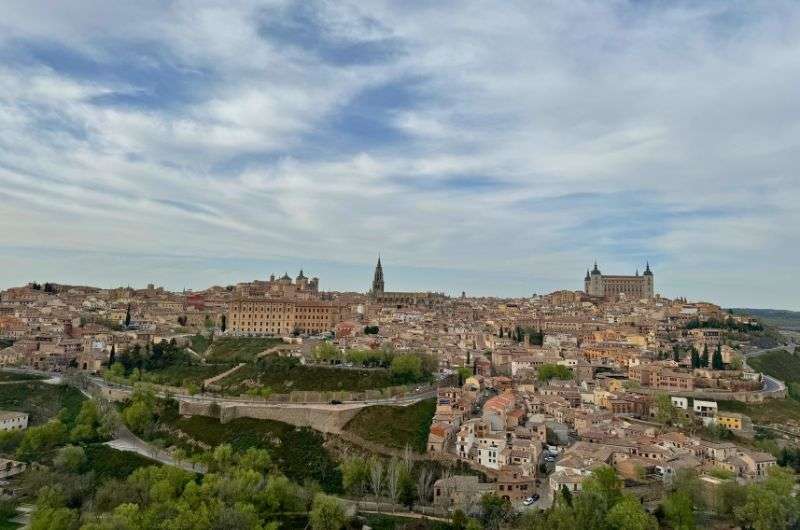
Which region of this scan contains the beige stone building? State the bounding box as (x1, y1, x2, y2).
(227, 298, 344, 336)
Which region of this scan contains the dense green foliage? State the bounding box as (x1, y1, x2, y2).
(83, 445, 159, 481)
(718, 397, 800, 424)
(312, 343, 436, 380)
(189, 334, 211, 354)
(26, 445, 329, 530)
(686, 317, 763, 333)
(167, 415, 342, 493)
(0, 381, 85, 426)
(654, 466, 799, 530)
(729, 308, 800, 331)
(517, 467, 656, 530)
(537, 363, 573, 382)
(221, 355, 399, 393)
(107, 339, 227, 388)
(748, 349, 800, 385)
(0, 371, 46, 382)
(343, 399, 436, 452)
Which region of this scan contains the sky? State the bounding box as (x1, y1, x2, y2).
(0, 1, 798, 309)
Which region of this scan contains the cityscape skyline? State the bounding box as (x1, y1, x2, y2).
(0, 249, 793, 311)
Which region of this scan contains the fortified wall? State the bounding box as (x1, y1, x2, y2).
(178, 400, 362, 433)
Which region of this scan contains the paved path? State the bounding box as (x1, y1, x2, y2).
(108, 422, 206, 474)
(742, 345, 794, 393)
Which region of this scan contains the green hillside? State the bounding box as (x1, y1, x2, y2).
(729, 308, 800, 331)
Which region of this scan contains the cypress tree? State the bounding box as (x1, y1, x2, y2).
(124, 304, 132, 328)
(108, 344, 116, 366)
(691, 348, 700, 369)
(701, 344, 709, 368)
(712, 345, 724, 370)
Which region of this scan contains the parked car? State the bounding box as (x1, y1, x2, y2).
(523, 496, 536, 506)
(329, 399, 342, 405)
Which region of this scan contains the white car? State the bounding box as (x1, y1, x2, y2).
(522, 496, 536, 506)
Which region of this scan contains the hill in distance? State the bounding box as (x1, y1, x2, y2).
(729, 308, 800, 331)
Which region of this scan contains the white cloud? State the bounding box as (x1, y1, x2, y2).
(0, 0, 798, 307)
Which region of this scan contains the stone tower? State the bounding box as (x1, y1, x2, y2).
(643, 261, 654, 298)
(586, 261, 604, 297)
(371, 257, 384, 294)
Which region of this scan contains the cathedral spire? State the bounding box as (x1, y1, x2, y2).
(371, 255, 385, 293)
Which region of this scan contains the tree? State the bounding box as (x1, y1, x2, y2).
(340, 456, 369, 499)
(386, 458, 402, 511)
(391, 353, 423, 383)
(452, 509, 467, 530)
(691, 348, 701, 369)
(123, 400, 153, 435)
(663, 490, 695, 530)
(654, 393, 677, 425)
(54, 445, 86, 473)
(605, 495, 657, 530)
(734, 466, 798, 530)
(712, 345, 724, 370)
(416, 466, 434, 505)
(369, 458, 384, 512)
(559, 484, 573, 507)
(457, 366, 472, 386)
(16, 420, 69, 460)
(480, 493, 511, 530)
(309, 494, 346, 530)
(108, 344, 116, 366)
(537, 363, 573, 382)
(701, 344, 709, 368)
(220, 315, 227, 333)
(30, 507, 79, 530)
(124, 304, 131, 328)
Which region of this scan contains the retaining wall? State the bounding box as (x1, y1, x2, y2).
(178, 400, 362, 433)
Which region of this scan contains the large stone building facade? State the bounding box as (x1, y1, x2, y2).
(227, 298, 344, 336)
(584, 262, 654, 299)
(235, 270, 319, 299)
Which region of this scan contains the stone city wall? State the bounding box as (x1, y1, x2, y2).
(178, 399, 362, 433)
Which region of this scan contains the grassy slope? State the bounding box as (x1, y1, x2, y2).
(718, 350, 800, 425)
(142, 364, 227, 387)
(364, 514, 453, 530)
(189, 334, 211, 354)
(729, 308, 800, 331)
(205, 337, 284, 363)
(718, 399, 800, 424)
(343, 398, 436, 453)
(0, 382, 85, 425)
(0, 371, 46, 382)
(169, 416, 342, 492)
(748, 349, 800, 384)
(84, 444, 160, 481)
(221, 360, 395, 393)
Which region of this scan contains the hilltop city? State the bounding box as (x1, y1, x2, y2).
(0, 260, 798, 529)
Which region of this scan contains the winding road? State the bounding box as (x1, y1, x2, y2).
(742, 343, 795, 394)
